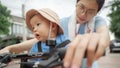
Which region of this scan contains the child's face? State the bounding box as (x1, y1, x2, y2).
(30, 14, 50, 42)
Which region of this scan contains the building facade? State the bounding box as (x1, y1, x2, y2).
(10, 15, 34, 40)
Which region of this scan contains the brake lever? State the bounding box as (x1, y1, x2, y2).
(38, 52, 59, 68)
(36, 48, 65, 68)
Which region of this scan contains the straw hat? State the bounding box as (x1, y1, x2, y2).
(26, 8, 64, 34)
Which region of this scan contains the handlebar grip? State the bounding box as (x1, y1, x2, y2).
(56, 48, 66, 59)
(0, 53, 11, 63)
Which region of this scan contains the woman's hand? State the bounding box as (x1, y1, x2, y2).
(63, 26, 110, 68)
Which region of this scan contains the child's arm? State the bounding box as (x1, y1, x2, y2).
(0, 38, 38, 54)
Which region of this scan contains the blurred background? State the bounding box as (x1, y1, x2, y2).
(0, 0, 120, 68)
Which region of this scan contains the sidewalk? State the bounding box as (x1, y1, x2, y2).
(98, 49, 120, 68)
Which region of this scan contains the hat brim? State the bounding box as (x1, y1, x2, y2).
(26, 9, 64, 34)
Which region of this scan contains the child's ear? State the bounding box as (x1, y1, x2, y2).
(50, 23, 58, 37)
(52, 23, 57, 30)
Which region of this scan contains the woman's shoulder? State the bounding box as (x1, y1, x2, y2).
(60, 16, 72, 36)
(95, 15, 106, 22)
(60, 16, 71, 25)
(60, 16, 71, 22)
(94, 15, 107, 24)
(94, 15, 107, 30)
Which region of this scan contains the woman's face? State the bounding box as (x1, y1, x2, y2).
(30, 15, 50, 42)
(76, 0, 98, 24)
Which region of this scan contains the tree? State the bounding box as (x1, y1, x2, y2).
(0, 2, 11, 35)
(108, 0, 120, 39)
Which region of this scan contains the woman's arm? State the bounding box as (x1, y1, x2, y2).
(87, 25, 110, 67)
(0, 38, 38, 54)
(63, 25, 110, 68)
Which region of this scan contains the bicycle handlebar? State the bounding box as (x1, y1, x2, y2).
(0, 48, 66, 68)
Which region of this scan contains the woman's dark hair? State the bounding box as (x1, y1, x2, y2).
(77, 0, 105, 11)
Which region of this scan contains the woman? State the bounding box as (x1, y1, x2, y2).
(62, 0, 110, 68)
(0, 0, 110, 68)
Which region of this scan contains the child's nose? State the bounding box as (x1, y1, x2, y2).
(33, 27, 37, 32)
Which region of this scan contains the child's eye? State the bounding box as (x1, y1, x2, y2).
(37, 23, 40, 26)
